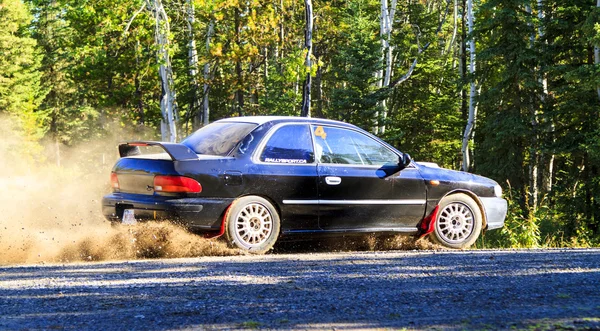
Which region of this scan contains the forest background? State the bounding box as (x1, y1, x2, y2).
(1, 0, 599, 248)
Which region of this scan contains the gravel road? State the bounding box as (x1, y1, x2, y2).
(1, 249, 600, 330)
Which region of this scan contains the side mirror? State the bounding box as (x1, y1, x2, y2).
(399, 153, 412, 169)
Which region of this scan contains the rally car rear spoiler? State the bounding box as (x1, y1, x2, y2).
(118, 141, 198, 161)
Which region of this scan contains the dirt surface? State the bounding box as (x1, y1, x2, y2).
(1, 249, 600, 330)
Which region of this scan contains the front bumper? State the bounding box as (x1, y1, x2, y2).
(102, 193, 233, 231)
(480, 197, 508, 230)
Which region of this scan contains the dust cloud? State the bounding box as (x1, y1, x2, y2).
(0, 117, 236, 265)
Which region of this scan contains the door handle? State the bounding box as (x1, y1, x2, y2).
(325, 176, 342, 185)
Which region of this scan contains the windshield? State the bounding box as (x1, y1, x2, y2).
(182, 122, 258, 156)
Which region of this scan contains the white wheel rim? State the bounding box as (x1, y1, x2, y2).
(436, 202, 474, 244)
(234, 203, 273, 247)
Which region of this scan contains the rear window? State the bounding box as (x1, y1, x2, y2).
(182, 122, 258, 156)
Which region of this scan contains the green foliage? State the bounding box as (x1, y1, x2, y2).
(2, 0, 600, 248)
(259, 50, 306, 116)
(480, 187, 541, 248)
(0, 0, 44, 142)
(326, 0, 382, 129)
(471, 0, 600, 247)
(382, 0, 463, 168)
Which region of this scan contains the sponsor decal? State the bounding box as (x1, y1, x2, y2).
(264, 158, 308, 164)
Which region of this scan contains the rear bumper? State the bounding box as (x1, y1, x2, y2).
(480, 197, 508, 230)
(102, 193, 233, 231)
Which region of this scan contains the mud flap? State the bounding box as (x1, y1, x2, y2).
(417, 205, 439, 238)
(204, 203, 233, 239)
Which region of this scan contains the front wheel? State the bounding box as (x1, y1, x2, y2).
(431, 193, 482, 249)
(225, 196, 280, 254)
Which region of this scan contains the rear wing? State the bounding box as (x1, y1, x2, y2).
(118, 141, 198, 161)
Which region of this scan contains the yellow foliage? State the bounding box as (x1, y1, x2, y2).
(211, 42, 223, 57)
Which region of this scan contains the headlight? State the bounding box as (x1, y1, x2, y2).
(494, 184, 502, 198)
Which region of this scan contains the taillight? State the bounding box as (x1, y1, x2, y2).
(154, 176, 202, 193)
(110, 172, 120, 189)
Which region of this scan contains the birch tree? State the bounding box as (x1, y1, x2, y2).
(300, 0, 313, 117)
(460, 0, 476, 172)
(124, 0, 178, 142)
(202, 19, 214, 126)
(525, 1, 539, 210)
(371, 0, 451, 112)
(153, 0, 177, 142)
(192, 0, 214, 127)
(185, 0, 201, 129)
(537, 0, 554, 194)
(377, 0, 397, 134)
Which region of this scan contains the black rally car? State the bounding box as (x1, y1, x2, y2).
(103, 116, 507, 253)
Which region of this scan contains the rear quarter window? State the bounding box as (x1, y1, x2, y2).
(182, 122, 258, 156)
(260, 124, 315, 164)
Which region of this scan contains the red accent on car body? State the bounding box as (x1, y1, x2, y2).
(219, 204, 233, 237)
(419, 205, 440, 238)
(128, 142, 149, 147)
(206, 204, 232, 239)
(153, 176, 202, 193)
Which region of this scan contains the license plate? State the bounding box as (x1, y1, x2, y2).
(122, 209, 137, 225)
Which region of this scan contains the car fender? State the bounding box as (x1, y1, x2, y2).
(438, 189, 488, 230)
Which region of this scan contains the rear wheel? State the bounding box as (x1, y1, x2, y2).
(431, 193, 482, 249)
(225, 196, 280, 254)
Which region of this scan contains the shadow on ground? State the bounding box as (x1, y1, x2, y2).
(1, 249, 599, 330)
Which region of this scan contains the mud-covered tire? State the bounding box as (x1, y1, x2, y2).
(431, 193, 482, 249)
(225, 196, 280, 254)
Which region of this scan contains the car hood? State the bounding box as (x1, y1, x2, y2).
(415, 163, 499, 187)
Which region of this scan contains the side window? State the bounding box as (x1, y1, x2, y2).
(260, 124, 315, 164)
(313, 126, 398, 166)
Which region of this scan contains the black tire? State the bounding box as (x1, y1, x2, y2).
(431, 193, 482, 249)
(225, 196, 281, 254)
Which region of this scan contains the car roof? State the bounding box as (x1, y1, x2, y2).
(215, 116, 359, 129)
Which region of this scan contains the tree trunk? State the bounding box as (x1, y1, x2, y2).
(134, 40, 144, 125)
(459, 0, 467, 121)
(596, 0, 600, 102)
(377, 0, 398, 134)
(525, 2, 539, 211)
(537, 0, 554, 194)
(278, 0, 284, 61)
(202, 20, 214, 126)
(150, 0, 177, 142)
(374, 0, 384, 134)
(300, 0, 313, 117)
(234, 8, 244, 116)
(380, 0, 397, 134)
(461, 0, 476, 172)
(125, 1, 177, 140)
(264, 46, 269, 79)
(186, 0, 201, 130)
(370, 0, 451, 105)
(444, 0, 458, 63)
(314, 61, 324, 118)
